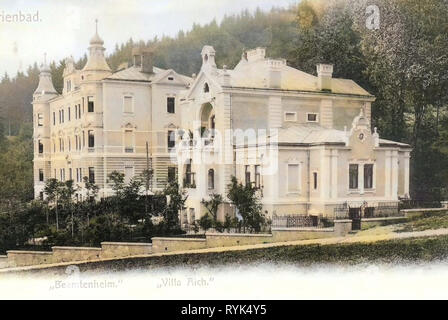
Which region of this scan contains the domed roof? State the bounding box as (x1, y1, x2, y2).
(89, 19, 104, 45)
(90, 31, 104, 46)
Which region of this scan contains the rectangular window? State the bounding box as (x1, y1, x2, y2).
(124, 166, 134, 184)
(37, 113, 43, 127)
(364, 164, 374, 189)
(245, 165, 251, 187)
(124, 130, 133, 153)
(88, 130, 94, 148)
(75, 105, 78, 119)
(287, 164, 300, 192)
(284, 112, 296, 122)
(349, 164, 359, 189)
(88, 96, 94, 112)
(88, 167, 95, 183)
(69, 168, 73, 181)
(313, 172, 318, 190)
(255, 165, 261, 189)
(307, 113, 318, 122)
(168, 167, 176, 183)
(38, 140, 43, 154)
(124, 96, 133, 113)
(78, 103, 82, 118)
(167, 97, 175, 113)
(53, 112, 56, 125)
(39, 169, 44, 182)
(167, 130, 175, 149)
(68, 107, 71, 121)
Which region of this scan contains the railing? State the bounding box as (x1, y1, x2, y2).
(333, 201, 403, 220)
(183, 173, 196, 189)
(272, 214, 318, 228)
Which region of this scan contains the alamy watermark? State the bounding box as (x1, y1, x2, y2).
(0, 10, 41, 23)
(366, 5, 380, 30)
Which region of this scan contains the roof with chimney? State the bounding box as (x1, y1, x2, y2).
(195, 46, 372, 97)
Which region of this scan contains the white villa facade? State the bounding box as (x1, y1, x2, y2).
(32, 28, 411, 225)
(176, 46, 411, 226)
(32, 27, 191, 200)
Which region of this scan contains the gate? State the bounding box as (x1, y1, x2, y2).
(349, 207, 361, 230)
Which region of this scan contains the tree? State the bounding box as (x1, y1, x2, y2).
(44, 178, 64, 231)
(162, 182, 188, 231)
(227, 176, 265, 233)
(198, 213, 213, 234)
(201, 193, 223, 222)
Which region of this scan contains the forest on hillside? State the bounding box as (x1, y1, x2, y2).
(0, 0, 448, 207)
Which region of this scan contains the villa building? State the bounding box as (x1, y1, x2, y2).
(32, 26, 191, 199)
(32, 28, 412, 225)
(176, 46, 411, 226)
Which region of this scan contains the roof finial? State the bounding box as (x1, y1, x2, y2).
(95, 18, 98, 34)
(43, 52, 47, 65)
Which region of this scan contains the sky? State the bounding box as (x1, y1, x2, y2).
(0, 0, 298, 77)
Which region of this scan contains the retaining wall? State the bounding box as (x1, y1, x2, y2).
(151, 237, 207, 253)
(206, 233, 273, 248)
(6, 250, 53, 268)
(52, 247, 102, 263)
(101, 242, 153, 259)
(0, 255, 9, 269)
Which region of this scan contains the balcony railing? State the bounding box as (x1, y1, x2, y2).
(183, 172, 196, 189)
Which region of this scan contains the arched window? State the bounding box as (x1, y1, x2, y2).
(204, 82, 210, 93)
(208, 169, 215, 190)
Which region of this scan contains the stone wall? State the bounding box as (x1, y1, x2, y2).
(1, 242, 154, 269)
(6, 250, 53, 268)
(0, 255, 9, 269)
(101, 242, 152, 259)
(151, 237, 207, 253)
(272, 228, 335, 242)
(52, 247, 102, 263)
(206, 233, 273, 248)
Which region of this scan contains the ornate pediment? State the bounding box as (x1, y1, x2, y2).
(122, 122, 137, 129)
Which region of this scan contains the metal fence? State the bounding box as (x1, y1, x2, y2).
(333, 201, 403, 220)
(272, 214, 319, 228)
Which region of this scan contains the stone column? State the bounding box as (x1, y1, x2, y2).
(320, 149, 331, 200)
(320, 99, 333, 129)
(268, 96, 282, 129)
(391, 150, 399, 200)
(330, 149, 338, 199)
(404, 152, 410, 197)
(384, 150, 391, 198)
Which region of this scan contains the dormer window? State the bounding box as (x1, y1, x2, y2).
(168, 77, 174, 81)
(204, 83, 210, 93)
(66, 80, 71, 92)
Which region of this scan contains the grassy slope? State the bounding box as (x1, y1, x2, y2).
(396, 212, 448, 232)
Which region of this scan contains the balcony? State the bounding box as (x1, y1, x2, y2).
(183, 172, 196, 189)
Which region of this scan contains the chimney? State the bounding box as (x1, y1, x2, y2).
(220, 65, 231, 86)
(141, 49, 154, 74)
(267, 59, 285, 89)
(132, 47, 142, 67)
(317, 64, 333, 91)
(246, 47, 266, 63)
